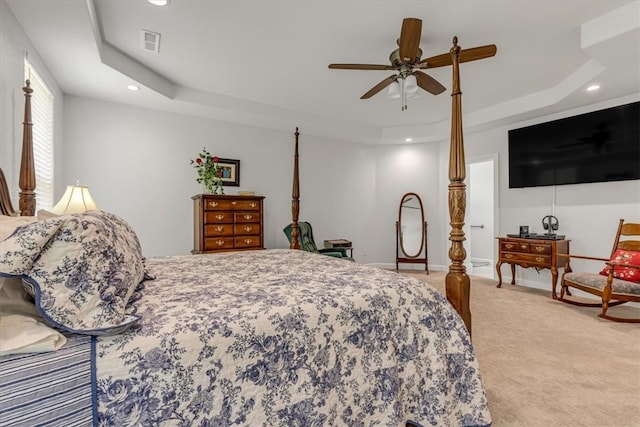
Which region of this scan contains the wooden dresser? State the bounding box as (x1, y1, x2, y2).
(496, 237, 570, 298)
(192, 194, 265, 254)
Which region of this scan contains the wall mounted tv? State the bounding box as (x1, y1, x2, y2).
(508, 101, 639, 188)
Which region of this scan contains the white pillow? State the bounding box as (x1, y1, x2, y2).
(0, 276, 40, 318)
(0, 215, 37, 241)
(37, 209, 58, 220)
(0, 276, 65, 355)
(0, 315, 67, 355)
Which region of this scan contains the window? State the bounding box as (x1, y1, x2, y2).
(24, 61, 55, 209)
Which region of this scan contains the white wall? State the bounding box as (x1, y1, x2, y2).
(63, 96, 377, 258)
(371, 143, 444, 269)
(461, 97, 640, 288)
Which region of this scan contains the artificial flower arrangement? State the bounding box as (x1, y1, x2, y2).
(191, 147, 224, 195)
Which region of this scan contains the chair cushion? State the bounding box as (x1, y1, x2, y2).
(565, 272, 640, 297)
(599, 249, 640, 283)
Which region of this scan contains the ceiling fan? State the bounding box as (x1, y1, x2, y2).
(328, 18, 497, 109)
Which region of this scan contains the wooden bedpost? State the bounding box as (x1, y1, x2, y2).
(290, 127, 300, 249)
(445, 37, 472, 335)
(19, 79, 36, 216)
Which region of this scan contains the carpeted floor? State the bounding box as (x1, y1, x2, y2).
(402, 270, 640, 427)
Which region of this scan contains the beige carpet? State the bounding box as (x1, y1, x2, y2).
(402, 270, 640, 427)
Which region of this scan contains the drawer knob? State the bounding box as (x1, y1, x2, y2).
(520, 244, 527, 250)
(244, 238, 253, 244)
(244, 214, 253, 220)
(534, 247, 544, 252)
(231, 201, 237, 205)
(215, 226, 224, 232)
(215, 214, 224, 220)
(216, 239, 225, 246)
(536, 257, 545, 262)
(209, 201, 219, 208)
(505, 244, 514, 249)
(244, 226, 253, 232)
(249, 202, 257, 208)
(505, 254, 513, 259)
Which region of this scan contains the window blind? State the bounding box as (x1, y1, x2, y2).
(24, 61, 54, 210)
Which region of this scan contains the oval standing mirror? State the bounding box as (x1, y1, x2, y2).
(396, 192, 428, 272)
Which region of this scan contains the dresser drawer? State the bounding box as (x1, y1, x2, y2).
(235, 212, 260, 223)
(502, 252, 550, 266)
(235, 235, 261, 248)
(204, 199, 261, 211)
(205, 224, 234, 237)
(235, 223, 260, 235)
(204, 211, 234, 224)
(204, 237, 235, 250)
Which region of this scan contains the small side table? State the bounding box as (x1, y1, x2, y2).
(324, 239, 353, 258)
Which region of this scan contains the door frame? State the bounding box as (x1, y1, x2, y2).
(466, 153, 499, 279)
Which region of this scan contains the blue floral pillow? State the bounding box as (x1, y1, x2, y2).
(0, 211, 145, 335)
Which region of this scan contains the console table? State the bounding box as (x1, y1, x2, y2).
(495, 237, 570, 298)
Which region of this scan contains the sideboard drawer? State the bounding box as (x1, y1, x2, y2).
(501, 241, 530, 252)
(502, 252, 550, 266)
(530, 243, 551, 255)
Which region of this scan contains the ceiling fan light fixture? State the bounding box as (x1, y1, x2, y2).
(404, 74, 418, 93)
(387, 80, 401, 98)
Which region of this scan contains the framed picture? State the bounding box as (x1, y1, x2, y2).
(217, 158, 240, 187)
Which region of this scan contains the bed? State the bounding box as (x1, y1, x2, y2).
(0, 43, 490, 427)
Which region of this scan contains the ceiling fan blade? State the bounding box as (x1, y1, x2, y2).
(414, 71, 446, 95)
(459, 44, 497, 63)
(398, 18, 422, 62)
(417, 52, 450, 68)
(361, 75, 396, 99)
(418, 44, 497, 68)
(329, 63, 397, 71)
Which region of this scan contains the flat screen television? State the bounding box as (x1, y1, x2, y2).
(508, 101, 639, 188)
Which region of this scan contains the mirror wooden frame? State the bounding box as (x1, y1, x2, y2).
(396, 192, 429, 273)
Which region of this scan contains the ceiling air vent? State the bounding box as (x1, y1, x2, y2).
(140, 29, 161, 53)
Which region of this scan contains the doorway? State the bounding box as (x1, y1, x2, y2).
(467, 155, 498, 279)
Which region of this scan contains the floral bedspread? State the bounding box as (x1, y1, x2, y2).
(95, 249, 491, 426)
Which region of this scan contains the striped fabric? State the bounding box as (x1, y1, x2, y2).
(0, 334, 95, 427)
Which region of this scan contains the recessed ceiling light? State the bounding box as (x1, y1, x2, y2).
(405, 138, 412, 142)
(148, 0, 169, 5)
(127, 85, 140, 91)
(586, 84, 600, 92)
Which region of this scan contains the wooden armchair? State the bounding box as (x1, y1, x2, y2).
(556, 219, 640, 323)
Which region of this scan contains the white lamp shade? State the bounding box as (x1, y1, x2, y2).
(387, 80, 401, 99)
(404, 74, 418, 93)
(50, 185, 98, 215)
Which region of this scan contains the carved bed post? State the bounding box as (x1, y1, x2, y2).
(445, 37, 472, 335)
(19, 79, 36, 216)
(290, 127, 300, 249)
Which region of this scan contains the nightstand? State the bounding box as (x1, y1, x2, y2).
(324, 239, 353, 258)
